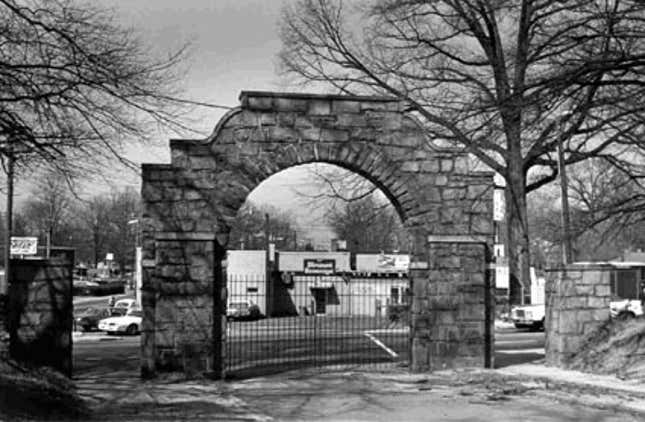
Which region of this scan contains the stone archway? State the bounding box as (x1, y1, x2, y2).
(140, 91, 495, 378)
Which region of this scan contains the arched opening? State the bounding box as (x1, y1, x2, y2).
(141, 91, 495, 379)
(223, 163, 413, 378)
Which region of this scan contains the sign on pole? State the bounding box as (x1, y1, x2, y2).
(495, 263, 510, 289)
(10, 236, 38, 255)
(493, 189, 505, 221)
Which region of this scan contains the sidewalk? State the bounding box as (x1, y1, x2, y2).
(68, 363, 645, 422)
(498, 363, 645, 414)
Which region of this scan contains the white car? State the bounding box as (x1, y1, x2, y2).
(610, 299, 644, 319)
(98, 309, 142, 335)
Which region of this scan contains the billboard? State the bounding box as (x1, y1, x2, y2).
(356, 253, 409, 273)
(10, 236, 38, 255)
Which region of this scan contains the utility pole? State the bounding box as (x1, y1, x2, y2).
(2, 151, 14, 298)
(557, 130, 573, 264)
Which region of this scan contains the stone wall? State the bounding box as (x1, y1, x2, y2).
(141, 91, 495, 377)
(8, 251, 74, 376)
(545, 265, 612, 368)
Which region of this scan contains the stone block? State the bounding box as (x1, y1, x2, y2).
(434, 175, 448, 186)
(586, 296, 609, 309)
(319, 128, 349, 142)
(381, 114, 402, 130)
(307, 99, 332, 115)
(562, 297, 587, 309)
(332, 100, 361, 114)
(246, 96, 274, 110)
(557, 315, 580, 334)
(594, 284, 611, 296)
(581, 270, 610, 285)
(458, 304, 486, 321)
(401, 161, 420, 172)
(440, 159, 454, 172)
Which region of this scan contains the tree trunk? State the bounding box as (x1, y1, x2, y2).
(505, 168, 531, 305)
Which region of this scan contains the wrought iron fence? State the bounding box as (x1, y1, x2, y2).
(225, 273, 410, 379)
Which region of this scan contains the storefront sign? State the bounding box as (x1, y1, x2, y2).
(304, 259, 336, 274)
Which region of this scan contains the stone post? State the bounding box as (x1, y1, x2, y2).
(411, 235, 493, 371)
(545, 264, 611, 368)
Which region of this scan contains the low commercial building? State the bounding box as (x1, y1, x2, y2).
(226, 250, 410, 317)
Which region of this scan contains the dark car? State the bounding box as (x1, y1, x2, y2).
(75, 307, 112, 332)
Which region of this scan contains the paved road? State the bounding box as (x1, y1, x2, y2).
(73, 329, 544, 376)
(73, 293, 133, 312)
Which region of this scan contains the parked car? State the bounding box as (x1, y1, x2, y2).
(110, 298, 138, 316)
(610, 297, 644, 319)
(227, 300, 262, 321)
(98, 309, 142, 335)
(74, 307, 112, 332)
(510, 304, 546, 331)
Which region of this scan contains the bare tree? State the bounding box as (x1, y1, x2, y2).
(294, 164, 379, 208)
(0, 0, 202, 297)
(0, 0, 197, 174)
(279, 0, 645, 302)
(529, 158, 645, 263)
(326, 195, 409, 255)
(20, 170, 71, 247)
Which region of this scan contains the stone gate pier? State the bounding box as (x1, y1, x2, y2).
(141, 91, 495, 378)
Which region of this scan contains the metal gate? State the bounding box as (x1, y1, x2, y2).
(225, 273, 410, 379)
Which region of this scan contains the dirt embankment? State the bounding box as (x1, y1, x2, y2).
(568, 317, 645, 381)
(0, 356, 89, 420)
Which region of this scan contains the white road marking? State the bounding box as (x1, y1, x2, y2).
(364, 331, 399, 358)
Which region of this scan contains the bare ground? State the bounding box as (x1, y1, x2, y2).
(568, 316, 645, 381)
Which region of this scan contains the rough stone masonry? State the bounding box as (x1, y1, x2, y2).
(141, 91, 495, 378)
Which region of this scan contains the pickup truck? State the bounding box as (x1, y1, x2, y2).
(511, 299, 644, 330)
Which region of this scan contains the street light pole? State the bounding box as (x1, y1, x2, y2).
(264, 213, 271, 317)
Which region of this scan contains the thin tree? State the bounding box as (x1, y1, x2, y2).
(20, 171, 71, 249)
(279, 0, 645, 302)
(229, 203, 301, 251)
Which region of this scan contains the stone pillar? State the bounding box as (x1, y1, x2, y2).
(411, 235, 493, 371)
(8, 253, 74, 376)
(545, 264, 611, 368)
(145, 232, 223, 378)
